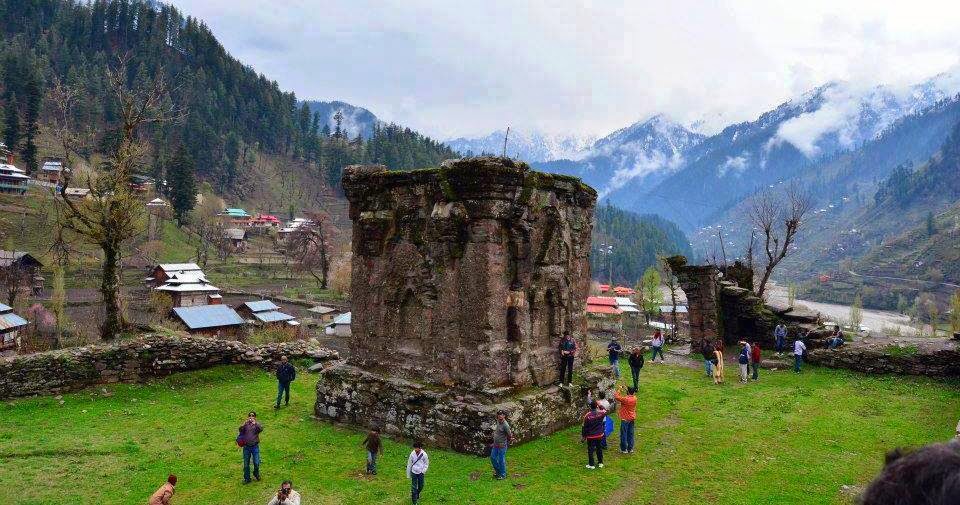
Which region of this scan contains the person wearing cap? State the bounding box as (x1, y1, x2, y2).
(490, 410, 516, 480)
(238, 411, 263, 484)
(148, 474, 176, 505)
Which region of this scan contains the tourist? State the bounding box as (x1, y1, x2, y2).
(627, 346, 644, 390)
(406, 441, 430, 504)
(274, 356, 297, 409)
(650, 330, 665, 363)
(774, 324, 787, 356)
(266, 480, 301, 505)
(596, 391, 613, 450)
(363, 427, 382, 475)
(713, 342, 725, 385)
(828, 328, 845, 349)
(558, 331, 577, 387)
(148, 474, 176, 505)
(581, 400, 607, 469)
(607, 336, 623, 378)
(701, 339, 714, 378)
(238, 411, 263, 484)
(750, 341, 762, 380)
(490, 410, 516, 480)
(737, 341, 750, 383)
(793, 338, 807, 373)
(614, 384, 637, 453)
(860, 439, 960, 505)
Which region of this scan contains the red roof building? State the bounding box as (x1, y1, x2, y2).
(586, 296, 622, 315)
(598, 284, 611, 292)
(252, 214, 282, 227)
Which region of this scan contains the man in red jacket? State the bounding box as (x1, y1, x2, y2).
(581, 400, 607, 469)
(751, 341, 762, 381)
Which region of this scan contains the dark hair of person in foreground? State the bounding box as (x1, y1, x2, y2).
(860, 439, 960, 505)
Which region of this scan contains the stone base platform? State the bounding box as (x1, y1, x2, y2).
(315, 362, 615, 455)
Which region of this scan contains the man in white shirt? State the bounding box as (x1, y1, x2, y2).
(406, 441, 430, 504)
(794, 339, 807, 373)
(266, 480, 300, 505)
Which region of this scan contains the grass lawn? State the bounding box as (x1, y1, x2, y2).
(1, 362, 957, 504)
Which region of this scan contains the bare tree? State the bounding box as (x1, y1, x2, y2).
(0, 266, 30, 307)
(50, 59, 182, 340)
(750, 187, 811, 299)
(658, 255, 681, 340)
(287, 212, 335, 289)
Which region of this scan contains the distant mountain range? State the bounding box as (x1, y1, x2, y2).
(445, 130, 595, 163)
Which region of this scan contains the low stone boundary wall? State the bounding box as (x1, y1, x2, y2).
(0, 335, 339, 399)
(807, 346, 960, 377)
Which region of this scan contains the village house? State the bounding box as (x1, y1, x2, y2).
(307, 304, 339, 324)
(219, 208, 252, 227)
(278, 217, 312, 239)
(250, 214, 281, 228)
(616, 296, 642, 328)
(586, 296, 623, 332)
(146, 197, 168, 208)
(0, 162, 30, 195)
(154, 269, 222, 308)
(128, 174, 154, 194)
(223, 228, 247, 250)
(63, 187, 91, 200)
(39, 160, 69, 185)
(325, 311, 351, 337)
(171, 304, 244, 337)
(0, 302, 28, 353)
(0, 251, 44, 295)
(237, 300, 298, 327)
(146, 263, 203, 287)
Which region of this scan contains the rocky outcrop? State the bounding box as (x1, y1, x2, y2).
(0, 335, 339, 399)
(807, 345, 960, 377)
(316, 362, 614, 455)
(341, 157, 596, 389)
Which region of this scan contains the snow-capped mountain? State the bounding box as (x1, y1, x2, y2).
(445, 130, 596, 163)
(301, 100, 379, 139)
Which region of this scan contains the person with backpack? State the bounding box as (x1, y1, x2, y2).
(558, 332, 577, 387)
(794, 338, 807, 373)
(701, 339, 715, 378)
(614, 384, 637, 453)
(362, 427, 382, 475)
(406, 441, 429, 504)
(274, 356, 296, 409)
(581, 400, 607, 469)
(774, 324, 787, 356)
(490, 411, 516, 480)
(238, 411, 263, 484)
(595, 391, 613, 450)
(751, 341, 762, 380)
(627, 347, 644, 390)
(607, 336, 623, 378)
(650, 330, 666, 363)
(737, 341, 750, 383)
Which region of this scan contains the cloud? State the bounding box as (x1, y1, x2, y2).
(718, 155, 749, 177)
(600, 151, 684, 198)
(168, 0, 960, 139)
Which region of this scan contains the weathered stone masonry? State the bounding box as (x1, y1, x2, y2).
(316, 157, 612, 455)
(0, 335, 339, 399)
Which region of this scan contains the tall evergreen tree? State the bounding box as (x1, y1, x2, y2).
(2, 94, 19, 151)
(167, 146, 198, 225)
(21, 76, 42, 173)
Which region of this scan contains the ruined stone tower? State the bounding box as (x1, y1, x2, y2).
(315, 157, 611, 454)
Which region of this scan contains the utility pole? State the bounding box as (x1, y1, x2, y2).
(502, 127, 510, 157)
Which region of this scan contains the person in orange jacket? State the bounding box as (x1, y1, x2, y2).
(614, 384, 637, 453)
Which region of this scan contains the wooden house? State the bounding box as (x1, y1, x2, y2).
(325, 312, 351, 337)
(171, 305, 244, 336)
(0, 303, 27, 352)
(40, 160, 69, 185)
(154, 271, 221, 307)
(237, 300, 298, 327)
(146, 263, 203, 287)
(307, 305, 339, 324)
(223, 228, 247, 250)
(0, 163, 30, 195)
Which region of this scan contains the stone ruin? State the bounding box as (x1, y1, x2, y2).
(315, 157, 614, 454)
(664, 256, 828, 350)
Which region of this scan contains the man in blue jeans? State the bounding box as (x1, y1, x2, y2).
(490, 411, 516, 480)
(650, 330, 665, 362)
(794, 338, 807, 373)
(607, 336, 623, 378)
(238, 411, 263, 484)
(274, 356, 296, 409)
(774, 324, 787, 356)
(406, 441, 429, 504)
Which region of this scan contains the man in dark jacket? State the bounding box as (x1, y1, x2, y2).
(558, 332, 577, 387)
(239, 411, 263, 484)
(581, 400, 607, 469)
(607, 337, 623, 378)
(274, 356, 296, 409)
(627, 347, 644, 390)
(701, 340, 715, 378)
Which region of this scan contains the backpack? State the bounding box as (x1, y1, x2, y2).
(603, 416, 614, 437)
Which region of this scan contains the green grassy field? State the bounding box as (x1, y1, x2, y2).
(1, 362, 957, 505)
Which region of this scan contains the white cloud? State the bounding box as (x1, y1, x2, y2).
(168, 0, 960, 139)
(718, 155, 749, 177)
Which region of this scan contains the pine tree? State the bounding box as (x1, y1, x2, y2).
(167, 146, 198, 225)
(21, 76, 42, 174)
(2, 94, 19, 151)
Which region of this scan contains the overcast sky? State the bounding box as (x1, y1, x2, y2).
(168, 0, 960, 139)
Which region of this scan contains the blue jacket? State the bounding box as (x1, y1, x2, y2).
(738, 347, 749, 365)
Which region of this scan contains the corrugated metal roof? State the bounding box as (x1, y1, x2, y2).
(332, 312, 351, 325)
(587, 304, 622, 315)
(172, 305, 244, 330)
(253, 310, 295, 323)
(658, 305, 688, 313)
(0, 313, 28, 330)
(308, 305, 337, 314)
(244, 300, 280, 313)
(158, 263, 202, 272)
(614, 297, 638, 307)
(0, 303, 12, 313)
(223, 228, 246, 240)
(586, 296, 618, 306)
(156, 282, 220, 293)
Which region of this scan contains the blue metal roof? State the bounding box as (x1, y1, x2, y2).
(253, 310, 295, 323)
(0, 302, 12, 312)
(243, 300, 280, 313)
(173, 305, 244, 330)
(0, 313, 28, 331)
(332, 312, 351, 325)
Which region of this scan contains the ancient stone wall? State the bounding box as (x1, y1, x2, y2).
(341, 157, 596, 390)
(0, 335, 339, 399)
(807, 345, 960, 377)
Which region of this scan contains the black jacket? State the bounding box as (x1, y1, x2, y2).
(276, 362, 296, 383)
(628, 352, 644, 369)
